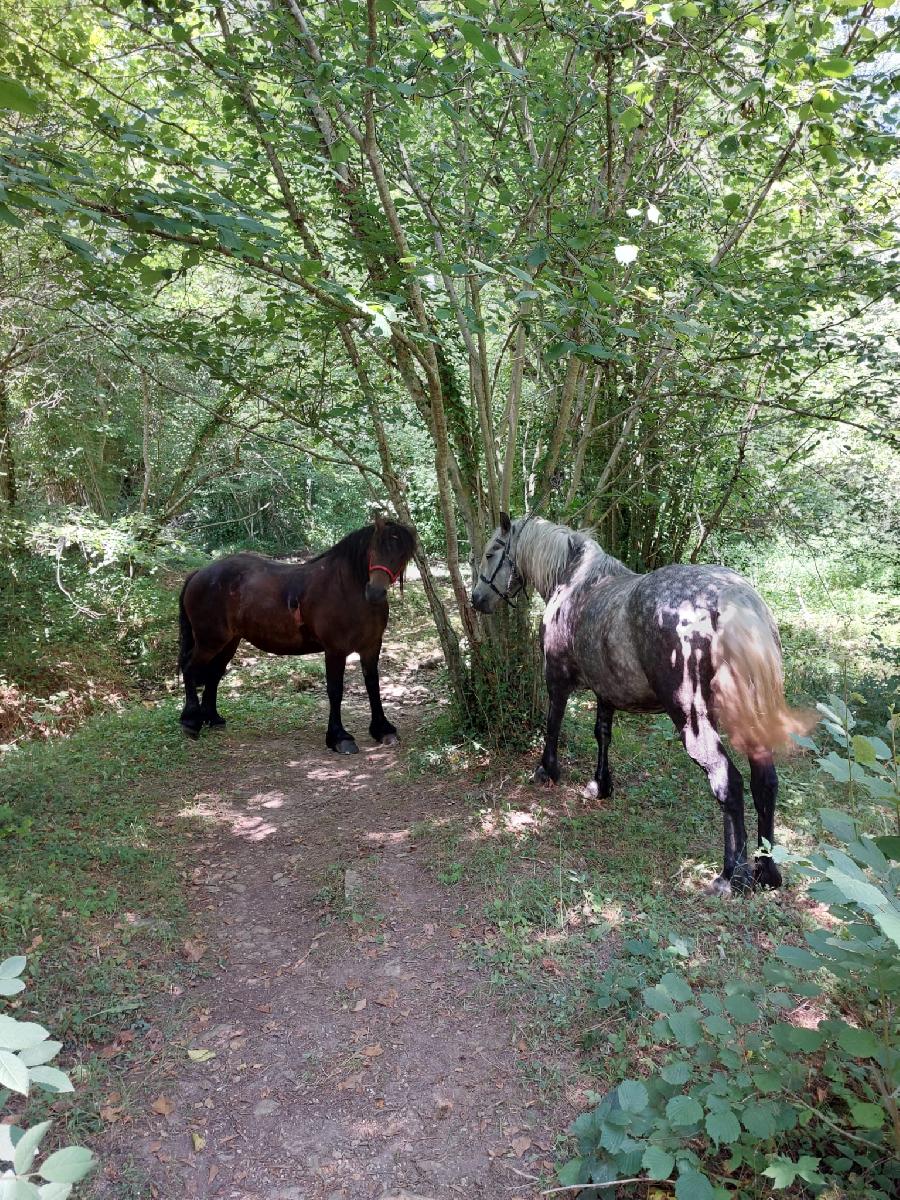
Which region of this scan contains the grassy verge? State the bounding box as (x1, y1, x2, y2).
(0, 688, 313, 1144)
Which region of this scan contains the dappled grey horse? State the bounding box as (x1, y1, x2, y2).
(471, 514, 814, 894)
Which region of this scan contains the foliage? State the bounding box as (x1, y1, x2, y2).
(0, 955, 97, 1197)
(1, 0, 897, 731)
(559, 698, 899, 1197)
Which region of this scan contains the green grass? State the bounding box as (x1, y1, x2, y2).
(0, 687, 315, 1141)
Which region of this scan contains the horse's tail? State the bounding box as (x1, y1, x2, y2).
(178, 574, 197, 679)
(712, 596, 817, 757)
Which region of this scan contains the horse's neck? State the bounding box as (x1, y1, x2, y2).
(516, 521, 631, 600)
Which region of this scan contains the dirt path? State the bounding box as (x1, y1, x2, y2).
(96, 688, 577, 1200)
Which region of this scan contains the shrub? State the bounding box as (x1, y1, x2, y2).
(558, 699, 899, 1198)
(0, 955, 98, 1197)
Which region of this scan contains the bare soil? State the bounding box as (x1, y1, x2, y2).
(93, 673, 581, 1200)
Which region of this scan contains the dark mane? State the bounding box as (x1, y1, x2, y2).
(310, 520, 416, 586)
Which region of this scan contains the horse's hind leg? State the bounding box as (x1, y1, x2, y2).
(200, 637, 240, 729)
(749, 754, 782, 888)
(669, 706, 751, 895)
(180, 664, 204, 738)
(584, 698, 615, 801)
(360, 645, 398, 746)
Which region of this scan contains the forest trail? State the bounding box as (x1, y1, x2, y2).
(95, 682, 578, 1200)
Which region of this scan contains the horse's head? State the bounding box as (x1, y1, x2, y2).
(365, 516, 417, 603)
(471, 511, 525, 613)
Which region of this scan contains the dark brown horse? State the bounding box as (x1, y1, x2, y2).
(178, 517, 417, 752)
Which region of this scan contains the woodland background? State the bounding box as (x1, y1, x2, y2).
(0, 2, 899, 1198)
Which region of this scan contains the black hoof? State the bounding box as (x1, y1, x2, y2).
(533, 765, 559, 785)
(181, 722, 201, 740)
(204, 714, 226, 728)
(333, 739, 359, 755)
(378, 732, 400, 746)
(754, 859, 783, 890)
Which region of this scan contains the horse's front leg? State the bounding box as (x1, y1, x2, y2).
(360, 646, 399, 746)
(584, 698, 615, 801)
(535, 677, 573, 784)
(324, 651, 358, 754)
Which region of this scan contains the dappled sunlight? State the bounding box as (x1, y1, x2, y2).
(179, 791, 280, 842)
(472, 804, 546, 839)
(365, 828, 412, 848)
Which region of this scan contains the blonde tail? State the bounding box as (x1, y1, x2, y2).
(712, 602, 818, 757)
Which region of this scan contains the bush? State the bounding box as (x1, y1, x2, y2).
(0, 955, 97, 1196)
(558, 699, 899, 1198)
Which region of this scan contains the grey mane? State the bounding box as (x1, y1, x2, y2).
(513, 517, 631, 598)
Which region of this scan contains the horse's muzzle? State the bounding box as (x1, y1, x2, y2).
(365, 582, 388, 603)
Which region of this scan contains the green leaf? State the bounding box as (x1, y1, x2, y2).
(675, 1167, 715, 1200)
(526, 243, 549, 269)
(557, 1158, 584, 1186)
(617, 1079, 649, 1112)
(642, 1144, 674, 1180)
(659, 972, 693, 1003)
(0, 75, 40, 114)
(666, 1094, 703, 1126)
(850, 1101, 885, 1129)
(851, 735, 877, 766)
(0, 1049, 30, 1096)
(17, 1041, 62, 1068)
(668, 1009, 702, 1046)
(14, 1120, 53, 1176)
(742, 1099, 777, 1138)
(661, 1060, 692, 1085)
(0, 1016, 50, 1052)
(724, 993, 760, 1024)
(776, 945, 820, 970)
(817, 751, 852, 783)
(28, 1066, 74, 1094)
(772, 1023, 825, 1052)
(0, 979, 26, 997)
(39, 1146, 96, 1184)
(706, 1107, 741, 1145)
(763, 1157, 798, 1189)
(0, 957, 26, 979)
(642, 985, 675, 1014)
(834, 1022, 880, 1057)
(618, 106, 642, 132)
(39, 1184, 74, 1200)
(874, 835, 900, 862)
(818, 56, 853, 79)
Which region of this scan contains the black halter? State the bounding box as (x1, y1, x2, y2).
(478, 536, 526, 608)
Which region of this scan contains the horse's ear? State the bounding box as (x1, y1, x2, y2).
(373, 512, 385, 532)
(500, 511, 511, 534)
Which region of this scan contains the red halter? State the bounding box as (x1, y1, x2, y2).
(368, 557, 403, 586)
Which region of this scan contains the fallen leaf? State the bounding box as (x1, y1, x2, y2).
(374, 988, 398, 1008)
(540, 956, 562, 976)
(362, 1043, 383, 1059)
(187, 1048, 216, 1062)
(511, 1135, 532, 1157)
(352, 998, 367, 1012)
(181, 939, 207, 962)
(100, 1104, 123, 1123)
(337, 1071, 364, 1091)
(435, 1098, 453, 1118)
(151, 1096, 175, 1117)
(208, 1165, 219, 1185)
(191, 1132, 206, 1152)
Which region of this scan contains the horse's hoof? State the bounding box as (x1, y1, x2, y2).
(334, 739, 360, 755)
(705, 875, 733, 898)
(181, 723, 201, 740)
(204, 715, 226, 729)
(533, 765, 558, 786)
(379, 732, 400, 746)
(754, 860, 783, 889)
